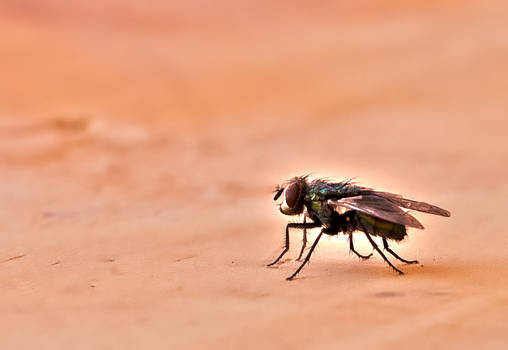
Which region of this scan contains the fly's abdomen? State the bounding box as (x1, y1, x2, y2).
(356, 212, 407, 241)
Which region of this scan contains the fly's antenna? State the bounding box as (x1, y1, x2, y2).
(273, 185, 284, 200)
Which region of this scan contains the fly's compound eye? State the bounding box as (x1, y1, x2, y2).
(284, 183, 301, 208)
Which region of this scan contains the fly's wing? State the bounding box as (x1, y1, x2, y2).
(328, 195, 425, 229)
(372, 191, 451, 217)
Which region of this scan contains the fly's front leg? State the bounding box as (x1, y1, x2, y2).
(296, 216, 308, 261)
(267, 222, 320, 267)
(287, 229, 325, 280)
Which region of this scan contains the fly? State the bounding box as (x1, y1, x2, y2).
(268, 176, 451, 280)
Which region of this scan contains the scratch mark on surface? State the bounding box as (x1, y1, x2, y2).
(2, 254, 25, 263)
(175, 255, 196, 262)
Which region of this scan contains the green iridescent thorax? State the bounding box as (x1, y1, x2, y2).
(310, 200, 322, 213)
(304, 189, 332, 224)
(313, 180, 366, 199)
(305, 185, 332, 211)
(305, 190, 324, 202)
(304, 180, 363, 226)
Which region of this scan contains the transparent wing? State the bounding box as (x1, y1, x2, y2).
(328, 195, 425, 229)
(372, 191, 451, 217)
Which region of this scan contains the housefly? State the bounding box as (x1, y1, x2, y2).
(268, 176, 450, 280)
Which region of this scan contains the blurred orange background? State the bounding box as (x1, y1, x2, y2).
(1, 1, 507, 349)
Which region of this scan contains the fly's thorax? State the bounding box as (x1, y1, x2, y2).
(305, 191, 325, 202)
(304, 197, 335, 226)
(310, 200, 322, 213)
(305, 191, 326, 215)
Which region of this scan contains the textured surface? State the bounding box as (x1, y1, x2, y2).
(1, 1, 508, 349)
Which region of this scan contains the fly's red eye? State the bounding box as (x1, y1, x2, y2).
(284, 183, 300, 208)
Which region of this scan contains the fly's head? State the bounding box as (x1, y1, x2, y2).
(273, 176, 307, 216)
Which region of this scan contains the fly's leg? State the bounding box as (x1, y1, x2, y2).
(364, 232, 404, 275)
(296, 217, 308, 261)
(287, 229, 326, 280)
(267, 222, 320, 267)
(349, 234, 373, 260)
(382, 238, 418, 264)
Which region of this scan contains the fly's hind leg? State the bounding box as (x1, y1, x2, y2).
(364, 232, 404, 275)
(348, 234, 373, 260)
(382, 238, 419, 264)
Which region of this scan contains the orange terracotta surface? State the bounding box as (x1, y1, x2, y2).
(1, 1, 507, 348)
